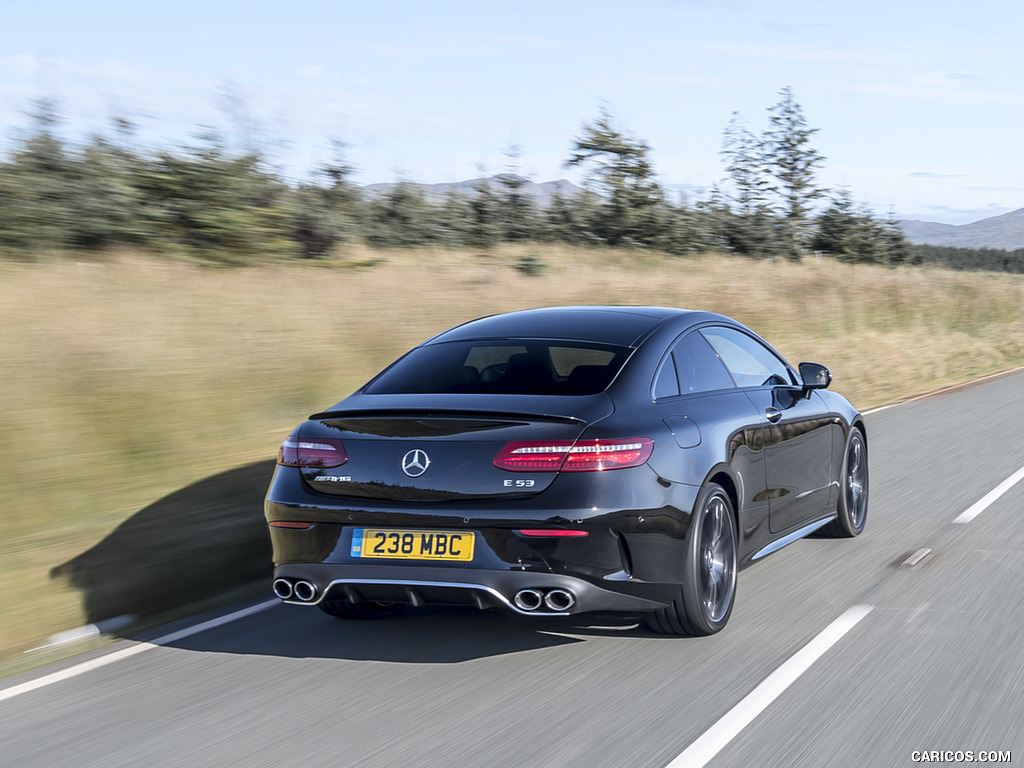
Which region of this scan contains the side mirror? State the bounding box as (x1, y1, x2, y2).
(798, 362, 832, 390)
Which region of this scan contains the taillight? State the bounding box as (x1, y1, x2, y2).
(494, 438, 653, 472)
(562, 438, 653, 471)
(277, 436, 348, 467)
(493, 441, 574, 471)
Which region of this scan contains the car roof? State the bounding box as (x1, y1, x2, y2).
(424, 306, 700, 347)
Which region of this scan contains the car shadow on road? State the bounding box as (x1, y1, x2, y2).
(145, 603, 668, 664)
(50, 460, 277, 625)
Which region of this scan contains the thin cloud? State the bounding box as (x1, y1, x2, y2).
(0, 54, 37, 78)
(298, 65, 325, 81)
(907, 172, 968, 179)
(690, 40, 921, 68)
(920, 203, 1013, 220)
(758, 21, 831, 35)
(964, 185, 1024, 193)
(854, 80, 1024, 106)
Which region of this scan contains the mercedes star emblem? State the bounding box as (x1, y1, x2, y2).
(401, 449, 431, 478)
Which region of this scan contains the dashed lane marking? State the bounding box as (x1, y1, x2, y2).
(665, 605, 875, 768)
(952, 465, 1024, 525)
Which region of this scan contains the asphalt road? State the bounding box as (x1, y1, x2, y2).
(2, 370, 1023, 768)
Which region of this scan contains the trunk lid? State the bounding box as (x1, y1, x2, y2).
(300, 395, 611, 501)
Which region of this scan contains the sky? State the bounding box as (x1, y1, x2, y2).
(2, 0, 1021, 225)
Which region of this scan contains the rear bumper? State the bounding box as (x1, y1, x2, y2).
(266, 464, 700, 578)
(271, 562, 675, 616)
(266, 462, 700, 615)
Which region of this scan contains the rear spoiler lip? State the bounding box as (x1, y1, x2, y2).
(308, 408, 586, 425)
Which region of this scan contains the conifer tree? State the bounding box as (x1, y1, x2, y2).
(721, 112, 771, 219)
(762, 86, 826, 257)
(565, 106, 665, 246)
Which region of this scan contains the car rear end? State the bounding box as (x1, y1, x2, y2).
(264, 394, 686, 616)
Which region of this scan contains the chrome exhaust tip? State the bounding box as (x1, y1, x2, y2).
(272, 578, 294, 600)
(513, 589, 544, 611)
(293, 580, 317, 602)
(544, 589, 576, 612)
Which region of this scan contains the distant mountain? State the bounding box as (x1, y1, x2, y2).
(899, 208, 1024, 250)
(360, 175, 584, 207)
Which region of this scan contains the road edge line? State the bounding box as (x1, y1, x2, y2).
(0, 599, 277, 704)
(864, 365, 1024, 415)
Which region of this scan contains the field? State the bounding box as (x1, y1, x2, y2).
(2, 245, 1023, 665)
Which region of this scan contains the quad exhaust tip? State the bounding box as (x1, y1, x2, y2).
(513, 589, 544, 611)
(513, 588, 576, 612)
(272, 578, 293, 600)
(293, 580, 317, 602)
(274, 578, 318, 602)
(544, 589, 576, 612)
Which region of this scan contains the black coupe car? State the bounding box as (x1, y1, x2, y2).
(265, 306, 867, 635)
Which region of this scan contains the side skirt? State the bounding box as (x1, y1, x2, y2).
(750, 515, 837, 561)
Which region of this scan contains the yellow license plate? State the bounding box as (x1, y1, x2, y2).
(351, 528, 475, 562)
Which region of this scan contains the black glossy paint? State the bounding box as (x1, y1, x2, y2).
(265, 306, 865, 618)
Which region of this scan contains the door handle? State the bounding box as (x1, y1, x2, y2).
(765, 407, 782, 423)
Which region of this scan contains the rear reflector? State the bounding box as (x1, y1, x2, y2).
(494, 438, 653, 472)
(269, 521, 315, 530)
(516, 529, 589, 537)
(278, 436, 348, 467)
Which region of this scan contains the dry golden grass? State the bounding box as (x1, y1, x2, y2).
(1, 246, 1023, 661)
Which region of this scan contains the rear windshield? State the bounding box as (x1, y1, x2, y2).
(364, 340, 632, 395)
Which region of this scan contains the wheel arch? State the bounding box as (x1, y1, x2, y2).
(706, 467, 740, 538)
(852, 417, 867, 446)
(820, 415, 869, 538)
(647, 465, 740, 636)
(848, 416, 868, 471)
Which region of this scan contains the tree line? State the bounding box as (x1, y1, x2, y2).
(0, 89, 1001, 271)
(907, 244, 1024, 274)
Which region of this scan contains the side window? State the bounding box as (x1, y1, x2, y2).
(700, 327, 794, 388)
(653, 357, 679, 399)
(672, 332, 735, 394)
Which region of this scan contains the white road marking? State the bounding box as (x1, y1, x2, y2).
(863, 365, 1024, 416)
(143, 599, 277, 645)
(29, 614, 136, 652)
(900, 548, 934, 568)
(863, 403, 896, 415)
(665, 604, 874, 768)
(0, 599, 278, 704)
(952, 465, 1024, 524)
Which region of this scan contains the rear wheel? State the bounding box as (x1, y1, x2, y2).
(318, 600, 403, 620)
(822, 428, 868, 538)
(647, 483, 737, 636)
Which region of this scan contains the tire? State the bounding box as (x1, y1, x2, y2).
(822, 428, 868, 538)
(647, 483, 738, 636)
(318, 600, 403, 620)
